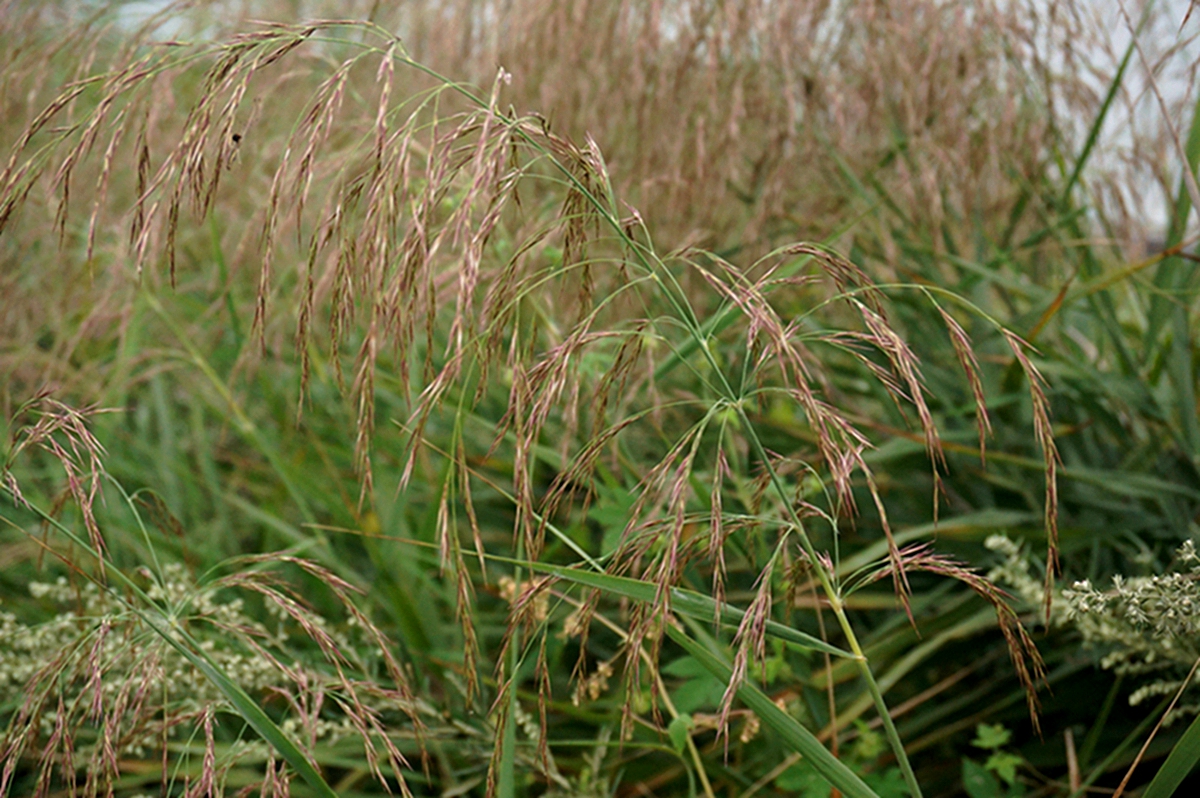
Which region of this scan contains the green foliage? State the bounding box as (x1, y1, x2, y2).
(774, 723, 907, 798)
(961, 723, 1025, 798)
(972, 724, 1013, 752)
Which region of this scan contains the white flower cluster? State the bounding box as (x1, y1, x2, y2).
(281, 714, 360, 746)
(1062, 541, 1199, 717)
(0, 594, 97, 694)
(987, 536, 1200, 723)
(0, 563, 345, 758)
(984, 535, 1046, 610)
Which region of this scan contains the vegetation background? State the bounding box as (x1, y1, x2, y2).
(2, 0, 1200, 796)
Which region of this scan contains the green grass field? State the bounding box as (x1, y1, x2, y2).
(2, 1, 1200, 796)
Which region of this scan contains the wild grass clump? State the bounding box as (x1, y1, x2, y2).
(0, 10, 1059, 794)
(1, 398, 427, 797)
(2, 1, 1199, 796)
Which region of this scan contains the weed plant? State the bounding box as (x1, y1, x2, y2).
(1, 1, 1199, 797)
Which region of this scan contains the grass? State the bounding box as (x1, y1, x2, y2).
(2, 1, 1200, 796)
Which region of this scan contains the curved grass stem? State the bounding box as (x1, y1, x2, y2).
(732, 408, 922, 798)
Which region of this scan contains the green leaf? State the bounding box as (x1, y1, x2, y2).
(668, 715, 693, 754)
(589, 482, 637, 556)
(985, 752, 1022, 786)
(972, 723, 1012, 751)
(962, 758, 1003, 798)
(665, 624, 881, 798)
(852, 719, 886, 761)
(664, 655, 726, 713)
(776, 760, 833, 797)
(1141, 708, 1200, 798)
(865, 767, 911, 798)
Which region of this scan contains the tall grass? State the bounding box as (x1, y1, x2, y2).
(2, 1, 1199, 796)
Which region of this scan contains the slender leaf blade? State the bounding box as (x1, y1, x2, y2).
(520, 559, 855, 658)
(666, 624, 881, 798)
(1142, 711, 1200, 798)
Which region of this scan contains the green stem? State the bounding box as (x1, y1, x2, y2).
(734, 407, 922, 798)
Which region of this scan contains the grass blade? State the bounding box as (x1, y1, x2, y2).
(665, 624, 880, 798)
(1140, 710, 1200, 798)
(511, 558, 856, 659)
(153, 621, 341, 798)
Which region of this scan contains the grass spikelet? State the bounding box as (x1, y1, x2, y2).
(853, 299, 945, 491)
(4, 395, 109, 570)
(1002, 329, 1061, 616)
(934, 303, 993, 463)
(867, 543, 1046, 735)
(708, 447, 730, 619)
(534, 630, 552, 775)
(718, 552, 777, 747)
